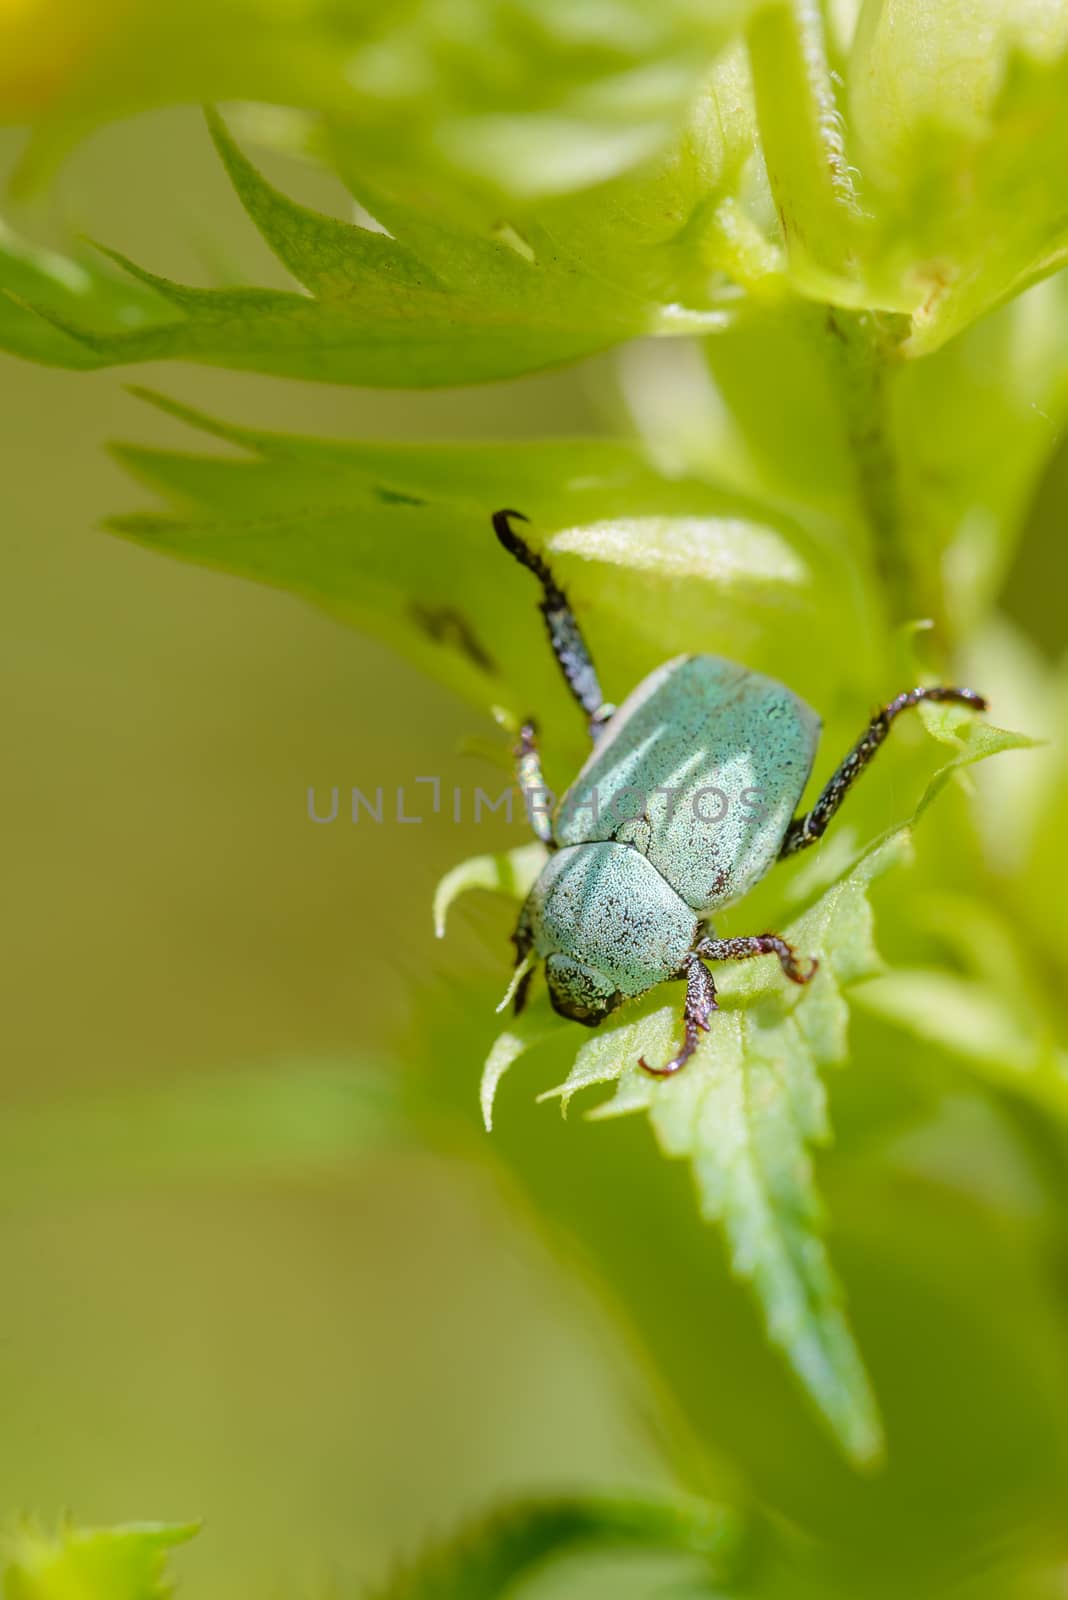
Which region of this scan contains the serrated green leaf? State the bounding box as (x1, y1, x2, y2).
(106, 390, 872, 748)
(434, 841, 549, 940)
(0, 111, 733, 387)
(328, 39, 780, 299)
(2, 1523, 197, 1600)
(480, 1007, 571, 1133)
(362, 1492, 745, 1600)
(473, 717, 1031, 1464)
(911, 716, 1038, 818)
(0, 220, 178, 369)
(8, 1, 1068, 377)
(536, 831, 910, 1467)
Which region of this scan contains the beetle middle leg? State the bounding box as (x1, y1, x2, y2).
(779, 684, 988, 858)
(639, 935, 818, 1078)
(492, 509, 615, 741)
(639, 954, 718, 1078)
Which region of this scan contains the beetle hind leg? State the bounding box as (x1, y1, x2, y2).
(779, 684, 988, 857)
(640, 954, 718, 1078)
(698, 933, 818, 986)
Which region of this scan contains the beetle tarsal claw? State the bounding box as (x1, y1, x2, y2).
(638, 954, 719, 1077)
(638, 1052, 686, 1078)
(784, 952, 819, 985)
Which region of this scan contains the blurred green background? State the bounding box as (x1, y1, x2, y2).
(0, 111, 668, 1597)
(2, 98, 1068, 1600)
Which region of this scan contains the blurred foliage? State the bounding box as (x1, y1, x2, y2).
(2, 0, 1068, 1597)
(359, 1494, 747, 1599)
(0, 0, 746, 204)
(8, 0, 1068, 370)
(1, 1503, 747, 1600)
(2, 1524, 196, 1600)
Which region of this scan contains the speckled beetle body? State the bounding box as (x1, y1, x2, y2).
(493, 510, 988, 1076)
(555, 654, 821, 909)
(517, 842, 699, 1023)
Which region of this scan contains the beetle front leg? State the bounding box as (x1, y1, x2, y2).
(493, 509, 616, 742)
(639, 954, 718, 1078)
(697, 934, 819, 985)
(779, 684, 988, 858)
(514, 718, 557, 848)
(508, 910, 538, 1017)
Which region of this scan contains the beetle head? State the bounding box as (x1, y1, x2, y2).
(544, 953, 622, 1027)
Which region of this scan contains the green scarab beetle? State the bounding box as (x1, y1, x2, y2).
(493, 509, 988, 1076)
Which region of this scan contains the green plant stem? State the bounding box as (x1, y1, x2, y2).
(824, 307, 938, 635)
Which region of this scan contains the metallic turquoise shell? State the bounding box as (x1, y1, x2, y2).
(519, 842, 698, 1016)
(553, 655, 820, 913)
